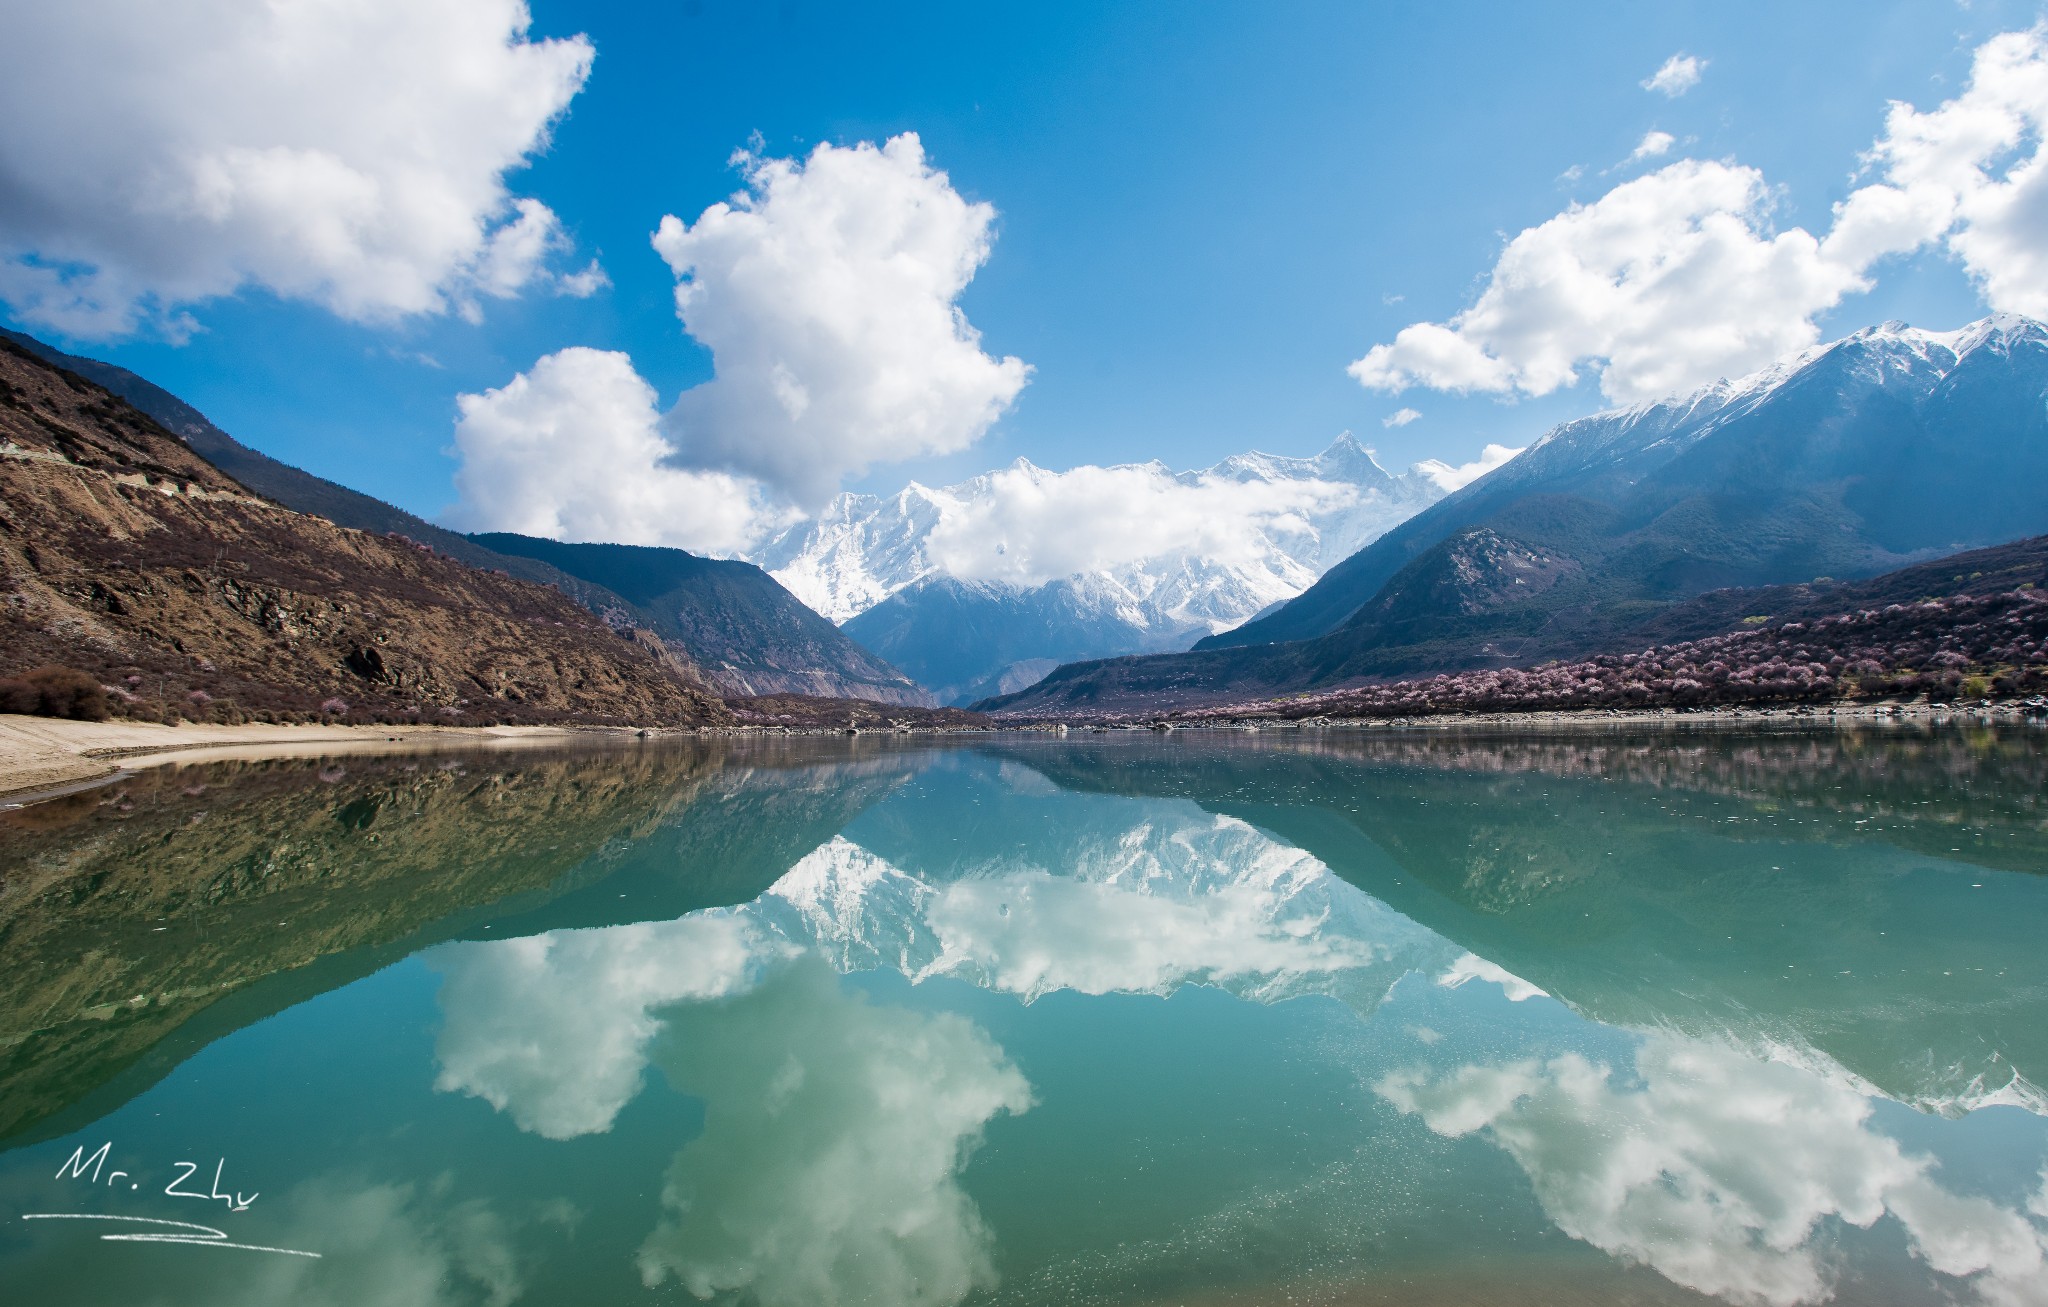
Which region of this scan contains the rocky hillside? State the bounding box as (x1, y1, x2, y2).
(471, 532, 932, 706)
(987, 315, 2048, 713)
(0, 328, 926, 706)
(0, 337, 726, 725)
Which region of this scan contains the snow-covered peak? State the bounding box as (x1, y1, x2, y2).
(749, 432, 1450, 625)
(1521, 313, 2048, 466)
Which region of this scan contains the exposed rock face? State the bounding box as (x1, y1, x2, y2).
(0, 338, 727, 725)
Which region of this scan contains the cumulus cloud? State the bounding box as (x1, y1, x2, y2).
(1643, 54, 1705, 97)
(1381, 407, 1422, 428)
(1379, 1036, 2048, 1307)
(1349, 160, 1869, 404)
(637, 960, 1032, 1307)
(430, 916, 767, 1140)
(920, 461, 1359, 588)
(1631, 130, 1676, 161)
(653, 134, 1030, 509)
(446, 347, 796, 555)
(1413, 442, 1523, 492)
(0, 0, 595, 339)
(1827, 28, 2048, 317)
(1354, 29, 2048, 409)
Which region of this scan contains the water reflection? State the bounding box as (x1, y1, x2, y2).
(2, 728, 2045, 1307)
(0, 1168, 561, 1307)
(639, 959, 1031, 1307)
(432, 916, 767, 1140)
(1382, 1036, 2048, 1307)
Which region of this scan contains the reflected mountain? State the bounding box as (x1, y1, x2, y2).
(997, 728, 2048, 1115)
(7, 729, 2047, 1307)
(0, 739, 931, 1144)
(418, 742, 2048, 1307)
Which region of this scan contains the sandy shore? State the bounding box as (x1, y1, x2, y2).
(0, 715, 645, 804)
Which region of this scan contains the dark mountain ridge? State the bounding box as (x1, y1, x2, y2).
(471, 532, 936, 705)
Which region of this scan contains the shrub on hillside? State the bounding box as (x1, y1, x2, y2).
(0, 665, 112, 721)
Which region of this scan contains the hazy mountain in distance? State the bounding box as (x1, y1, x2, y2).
(759, 436, 1460, 703)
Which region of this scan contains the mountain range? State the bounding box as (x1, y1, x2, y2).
(0, 328, 929, 707)
(985, 313, 2048, 715)
(751, 439, 1454, 703)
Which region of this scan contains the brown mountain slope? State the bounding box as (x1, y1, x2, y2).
(0, 328, 932, 707)
(0, 338, 727, 726)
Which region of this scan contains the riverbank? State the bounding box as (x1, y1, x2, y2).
(0, 715, 651, 804)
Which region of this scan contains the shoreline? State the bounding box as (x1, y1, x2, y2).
(4, 697, 2042, 805)
(0, 716, 657, 805)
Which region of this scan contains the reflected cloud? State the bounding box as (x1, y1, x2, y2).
(427, 810, 1454, 1143)
(1379, 1036, 2048, 1307)
(636, 960, 1032, 1307)
(430, 916, 771, 1139)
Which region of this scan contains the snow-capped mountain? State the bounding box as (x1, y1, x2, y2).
(991, 312, 2048, 715)
(1204, 312, 2048, 655)
(747, 434, 1463, 702)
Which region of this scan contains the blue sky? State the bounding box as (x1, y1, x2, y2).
(0, 0, 2037, 533)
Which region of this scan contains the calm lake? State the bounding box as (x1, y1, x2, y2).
(1, 726, 2044, 1307)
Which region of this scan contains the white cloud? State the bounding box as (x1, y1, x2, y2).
(1827, 28, 2048, 317)
(1380, 1036, 2048, 1307)
(556, 259, 611, 298)
(1413, 442, 1523, 492)
(430, 916, 766, 1140)
(1631, 130, 1676, 161)
(1354, 29, 2048, 410)
(446, 347, 796, 555)
(1643, 54, 1705, 97)
(920, 461, 1360, 588)
(0, 0, 594, 339)
(637, 960, 1032, 1307)
(653, 134, 1030, 509)
(1349, 160, 1869, 404)
(1381, 407, 1422, 428)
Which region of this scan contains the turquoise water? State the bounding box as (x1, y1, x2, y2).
(0, 727, 2044, 1306)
